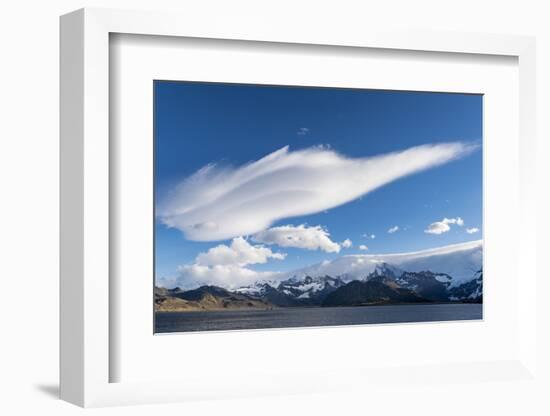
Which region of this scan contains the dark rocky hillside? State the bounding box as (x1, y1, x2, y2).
(155, 285, 274, 312)
(155, 267, 483, 312)
(322, 277, 428, 307)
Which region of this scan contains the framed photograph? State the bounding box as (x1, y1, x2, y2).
(152, 81, 484, 334)
(60, 8, 538, 408)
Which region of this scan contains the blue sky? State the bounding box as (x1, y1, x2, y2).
(154, 81, 482, 288)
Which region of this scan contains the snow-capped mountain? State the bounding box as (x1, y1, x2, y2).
(234, 279, 281, 297)
(234, 240, 483, 304)
(159, 241, 483, 311)
(235, 275, 346, 306)
(278, 275, 346, 299)
(449, 269, 483, 301)
(287, 240, 482, 287)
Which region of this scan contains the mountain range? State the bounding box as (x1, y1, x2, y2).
(155, 240, 483, 312)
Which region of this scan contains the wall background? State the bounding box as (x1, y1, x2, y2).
(1, 1, 548, 414)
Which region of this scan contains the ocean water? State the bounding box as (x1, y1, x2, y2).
(155, 303, 482, 333)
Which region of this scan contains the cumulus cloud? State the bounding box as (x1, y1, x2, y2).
(253, 224, 342, 253)
(466, 227, 480, 234)
(158, 142, 477, 241)
(424, 217, 464, 235)
(359, 244, 369, 251)
(176, 237, 285, 288)
(388, 225, 399, 234)
(424, 222, 450, 235)
(362, 233, 376, 239)
(196, 236, 285, 266)
(177, 264, 281, 289)
(341, 239, 353, 249)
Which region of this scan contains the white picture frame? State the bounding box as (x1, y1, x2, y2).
(60, 7, 538, 408)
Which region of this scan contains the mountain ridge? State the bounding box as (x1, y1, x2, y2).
(155, 240, 483, 312)
(287, 240, 482, 287)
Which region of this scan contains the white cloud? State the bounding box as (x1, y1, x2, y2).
(388, 225, 399, 234)
(466, 227, 480, 234)
(362, 233, 376, 239)
(424, 217, 465, 235)
(341, 238, 353, 249)
(177, 264, 281, 289)
(297, 127, 310, 136)
(175, 237, 285, 288)
(253, 224, 342, 253)
(196, 236, 285, 266)
(359, 244, 369, 251)
(424, 221, 450, 235)
(157, 142, 478, 241)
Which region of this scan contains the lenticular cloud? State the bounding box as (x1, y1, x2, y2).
(157, 142, 477, 241)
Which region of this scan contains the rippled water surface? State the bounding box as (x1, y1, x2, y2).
(155, 303, 482, 333)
